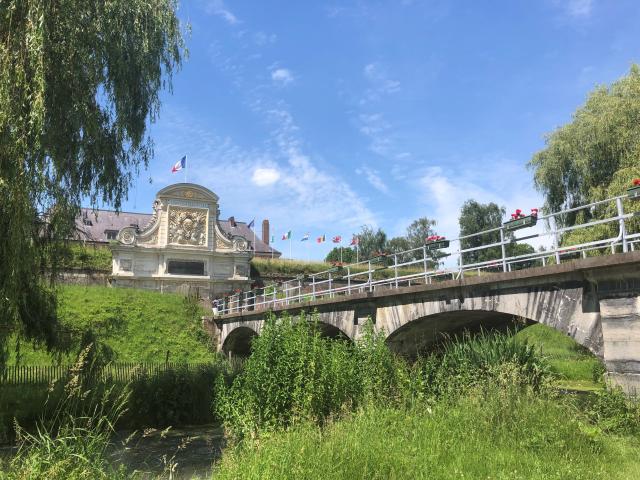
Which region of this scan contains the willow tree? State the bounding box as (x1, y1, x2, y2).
(529, 65, 640, 237)
(0, 1, 185, 363)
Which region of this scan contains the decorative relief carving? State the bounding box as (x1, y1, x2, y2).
(138, 231, 158, 245)
(140, 199, 163, 234)
(168, 207, 208, 246)
(118, 227, 137, 245)
(184, 190, 194, 199)
(233, 238, 248, 252)
(216, 235, 231, 249)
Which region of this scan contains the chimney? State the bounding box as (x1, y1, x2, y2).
(262, 219, 270, 245)
(229, 216, 236, 227)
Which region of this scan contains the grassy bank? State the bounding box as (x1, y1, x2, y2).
(212, 395, 640, 480)
(7, 285, 215, 365)
(515, 323, 604, 391)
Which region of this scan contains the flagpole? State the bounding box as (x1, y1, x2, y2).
(184, 156, 187, 183)
(289, 237, 292, 260)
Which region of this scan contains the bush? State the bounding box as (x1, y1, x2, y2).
(587, 385, 640, 435)
(214, 313, 554, 440)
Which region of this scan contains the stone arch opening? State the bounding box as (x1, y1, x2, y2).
(222, 326, 258, 358)
(314, 322, 352, 342)
(385, 310, 531, 358)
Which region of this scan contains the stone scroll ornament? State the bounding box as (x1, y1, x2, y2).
(168, 207, 207, 245)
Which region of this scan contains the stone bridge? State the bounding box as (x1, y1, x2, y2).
(208, 252, 640, 393)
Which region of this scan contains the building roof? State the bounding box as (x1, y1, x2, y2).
(75, 208, 281, 257)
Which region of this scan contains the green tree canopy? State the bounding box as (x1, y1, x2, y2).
(325, 246, 356, 264)
(529, 65, 640, 232)
(0, 0, 185, 364)
(356, 226, 388, 260)
(459, 200, 536, 268)
(459, 200, 505, 265)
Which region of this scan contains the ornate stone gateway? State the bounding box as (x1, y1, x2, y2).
(110, 183, 252, 297)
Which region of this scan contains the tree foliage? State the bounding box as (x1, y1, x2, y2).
(325, 246, 356, 264)
(356, 225, 388, 260)
(459, 200, 536, 267)
(529, 65, 640, 232)
(0, 0, 185, 364)
(459, 200, 505, 265)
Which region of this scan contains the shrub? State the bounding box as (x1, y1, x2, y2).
(587, 385, 640, 435)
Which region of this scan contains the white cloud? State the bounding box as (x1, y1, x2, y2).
(566, 0, 593, 17)
(362, 62, 401, 103)
(412, 164, 550, 266)
(358, 112, 393, 156)
(204, 0, 239, 25)
(251, 167, 280, 186)
(271, 68, 295, 86)
(356, 166, 389, 194)
(253, 31, 277, 46)
(150, 106, 376, 261)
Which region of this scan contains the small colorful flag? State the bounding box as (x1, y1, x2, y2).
(350, 236, 359, 246)
(271, 235, 275, 243)
(247, 219, 255, 229)
(332, 235, 342, 243)
(282, 230, 291, 240)
(301, 233, 310, 241)
(171, 155, 187, 173)
(317, 234, 325, 243)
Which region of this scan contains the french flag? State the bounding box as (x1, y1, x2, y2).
(171, 155, 186, 173)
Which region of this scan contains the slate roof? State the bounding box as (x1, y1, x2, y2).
(75, 208, 281, 257)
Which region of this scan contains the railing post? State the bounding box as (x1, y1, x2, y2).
(273, 286, 277, 308)
(549, 214, 561, 265)
(285, 280, 289, 305)
(298, 279, 302, 302)
(616, 197, 628, 253)
(328, 274, 333, 298)
(500, 227, 507, 272)
(312, 275, 316, 300)
(393, 254, 398, 289)
(422, 245, 429, 284)
(347, 267, 351, 294)
(368, 260, 373, 292)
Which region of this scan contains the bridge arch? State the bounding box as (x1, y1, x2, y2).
(385, 310, 529, 357)
(222, 326, 258, 358)
(376, 285, 603, 358)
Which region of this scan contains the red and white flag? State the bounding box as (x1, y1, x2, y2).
(332, 236, 342, 243)
(350, 236, 359, 246)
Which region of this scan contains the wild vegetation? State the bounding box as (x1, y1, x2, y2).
(212, 317, 640, 479)
(3, 313, 640, 479)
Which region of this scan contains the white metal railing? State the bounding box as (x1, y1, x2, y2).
(213, 194, 639, 316)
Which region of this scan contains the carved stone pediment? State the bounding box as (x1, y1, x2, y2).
(168, 207, 208, 246)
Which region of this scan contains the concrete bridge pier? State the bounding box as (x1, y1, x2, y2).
(599, 291, 640, 393)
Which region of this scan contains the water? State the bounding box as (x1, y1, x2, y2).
(1, 425, 225, 479)
(110, 425, 225, 479)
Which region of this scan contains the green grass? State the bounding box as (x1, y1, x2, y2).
(7, 285, 215, 365)
(212, 396, 640, 480)
(514, 323, 604, 391)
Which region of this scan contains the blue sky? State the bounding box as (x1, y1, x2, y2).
(112, 0, 640, 260)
